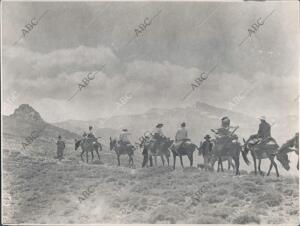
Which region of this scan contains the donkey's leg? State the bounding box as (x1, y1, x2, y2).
(231, 159, 235, 169)
(96, 148, 101, 160)
(80, 150, 84, 161)
(251, 152, 257, 175)
(154, 156, 157, 166)
(166, 156, 170, 166)
(228, 160, 231, 170)
(234, 156, 240, 175)
(258, 159, 264, 176)
(267, 160, 273, 176)
(149, 155, 153, 167)
(160, 155, 165, 166)
(297, 157, 299, 170)
(190, 154, 194, 167)
(128, 154, 131, 167)
(173, 153, 176, 170)
(91, 150, 94, 161)
(117, 154, 121, 166)
(271, 157, 279, 177)
(179, 155, 184, 168)
(86, 150, 89, 163)
(220, 158, 224, 172)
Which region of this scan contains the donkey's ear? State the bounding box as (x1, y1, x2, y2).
(243, 138, 246, 144)
(109, 137, 112, 141)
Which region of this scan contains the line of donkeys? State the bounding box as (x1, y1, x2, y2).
(74, 116, 299, 177)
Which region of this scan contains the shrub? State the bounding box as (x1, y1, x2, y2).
(256, 193, 282, 207)
(232, 214, 260, 224)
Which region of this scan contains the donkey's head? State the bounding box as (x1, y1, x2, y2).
(75, 139, 81, 151)
(276, 147, 290, 171)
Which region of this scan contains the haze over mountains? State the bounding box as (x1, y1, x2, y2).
(53, 101, 298, 145)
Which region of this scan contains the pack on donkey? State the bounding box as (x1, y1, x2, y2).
(210, 117, 247, 175)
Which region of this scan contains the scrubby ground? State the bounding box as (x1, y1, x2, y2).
(2, 145, 299, 224)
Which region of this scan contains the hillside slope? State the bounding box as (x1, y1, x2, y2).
(2, 146, 299, 224)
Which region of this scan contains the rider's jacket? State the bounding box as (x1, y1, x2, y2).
(257, 121, 271, 139)
(153, 127, 164, 139)
(175, 128, 188, 142)
(119, 131, 131, 143)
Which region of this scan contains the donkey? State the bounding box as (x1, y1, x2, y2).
(75, 138, 102, 163)
(212, 137, 248, 175)
(277, 133, 298, 170)
(109, 137, 135, 168)
(170, 140, 197, 170)
(243, 137, 281, 176)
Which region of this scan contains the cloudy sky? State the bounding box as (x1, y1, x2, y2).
(2, 1, 299, 123)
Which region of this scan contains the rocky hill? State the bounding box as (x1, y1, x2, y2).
(3, 104, 80, 157)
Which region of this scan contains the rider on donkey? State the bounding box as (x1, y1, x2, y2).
(172, 122, 189, 154)
(152, 123, 165, 142)
(151, 123, 166, 154)
(87, 125, 99, 144)
(119, 128, 131, 147)
(246, 116, 277, 145)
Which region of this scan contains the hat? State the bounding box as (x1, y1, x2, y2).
(204, 134, 211, 139)
(122, 128, 128, 132)
(259, 116, 266, 121)
(58, 135, 62, 139)
(156, 123, 163, 128)
(89, 126, 93, 130)
(181, 122, 186, 127)
(221, 116, 229, 121)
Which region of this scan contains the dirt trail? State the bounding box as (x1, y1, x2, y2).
(2, 146, 299, 224)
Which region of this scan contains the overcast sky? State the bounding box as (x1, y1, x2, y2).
(2, 1, 299, 123)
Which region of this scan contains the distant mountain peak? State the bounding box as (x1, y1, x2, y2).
(10, 104, 44, 123)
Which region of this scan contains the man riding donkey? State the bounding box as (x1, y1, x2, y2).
(170, 122, 197, 169)
(75, 126, 102, 162)
(243, 116, 282, 176)
(119, 128, 132, 147)
(246, 116, 277, 145)
(151, 123, 166, 154)
(210, 116, 241, 173)
(172, 122, 189, 154)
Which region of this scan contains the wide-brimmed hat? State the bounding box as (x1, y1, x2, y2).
(181, 122, 186, 127)
(58, 135, 62, 139)
(259, 116, 266, 121)
(89, 126, 93, 130)
(156, 123, 163, 128)
(122, 128, 128, 132)
(204, 134, 211, 139)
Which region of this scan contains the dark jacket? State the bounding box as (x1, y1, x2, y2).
(257, 121, 271, 139)
(200, 140, 213, 155)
